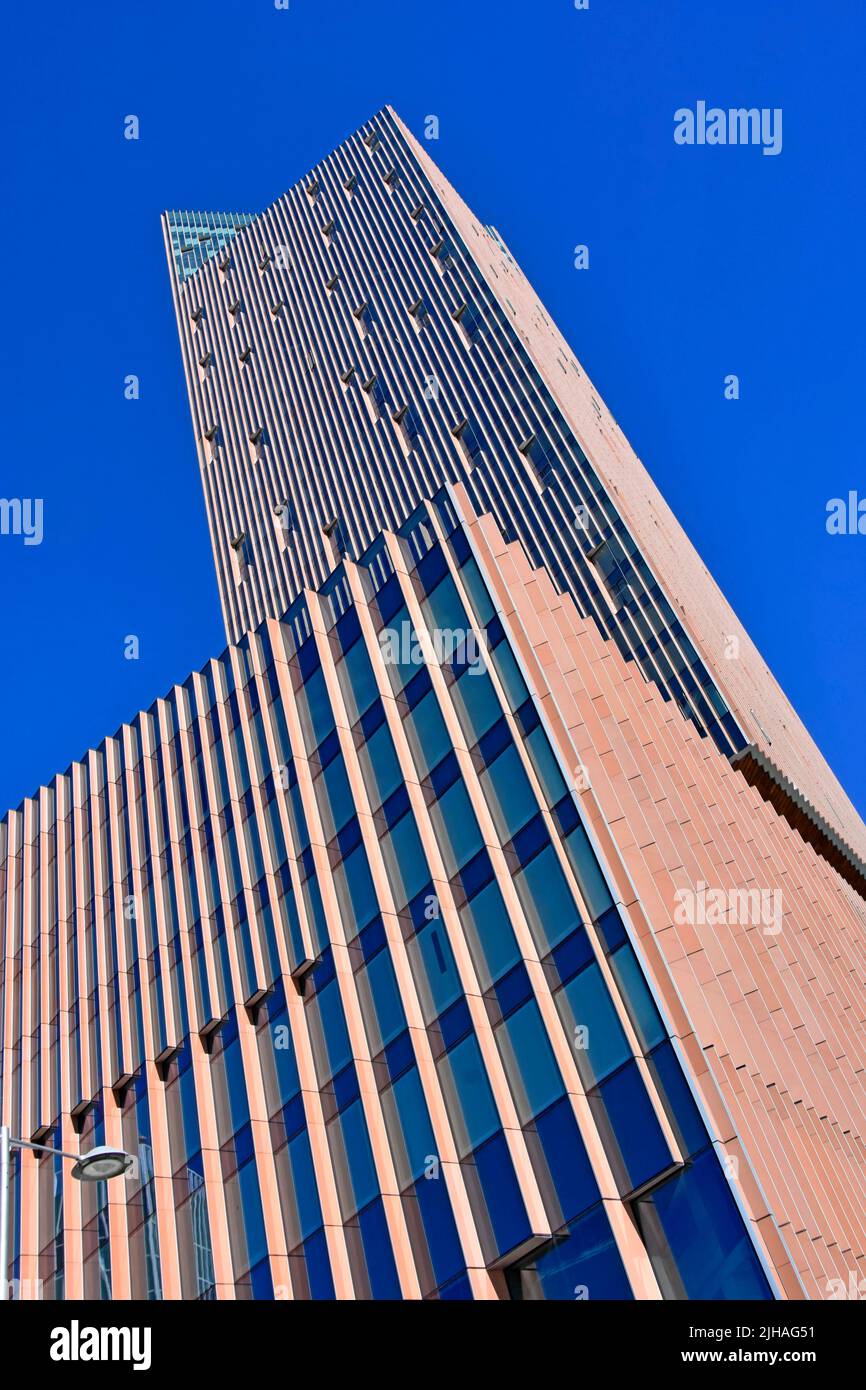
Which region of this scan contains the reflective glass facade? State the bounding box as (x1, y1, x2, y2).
(0, 497, 777, 1300)
(163, 105, 866, 888)
(2, 107, 863, 1306)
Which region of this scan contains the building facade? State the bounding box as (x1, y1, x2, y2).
(1, 491, 788, 1301)
(163, 104, 866, 897)
(1, 108, 864, 1302)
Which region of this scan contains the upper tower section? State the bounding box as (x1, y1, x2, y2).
(163, 105, 866, 892)
(165, 209, 257, 284)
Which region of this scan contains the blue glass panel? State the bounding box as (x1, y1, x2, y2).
(473, 1132, 530, 1260)
(508, 1204, 633, 1300)
(358, 719, 403, 809)
(421, 571, 470, 635)
(247, 1255, 274, 1300)
(606, 949, 663, 1059)
(647, 1041, 709, 1158)
(338, 637, 379, 722)
(289, 1130, 324, 1242)
(303, 1228, 336, 1299)
(594, 904, 627, 952)
(236, 1157, 268, 1275)
(489, 639, 530, 710)
(636, 1148, 773, 1300)
(450, 668, 501, 743)
(384, 1029, 415, 1083)
(404, 687, 452, 775)
(380, 812, 430, 909)
(358, 1199, 402, 1299)
(314, 978, 353, 1080)
(414, 1171, 466, 1287)
(334, 841, 379, 940)
(407, 917, 462, 1022)
(533, 1096, 599, 1223)
(594, 1060, 672, 1193)
(390, 1065, 438, 1182)
(459, 876, 520, 989)
(319, 756, 354, 838)
(557, 962, 631, 1086)
(439, 1033, 501, 1155)
(516, 844, 583, 954)
(337, 1098, 380, 1216)
(494, 962, 533, 1018)
(525, 725, 569, 805)
(550, 926, 594, 984)
(563, 823, 614, 921)
(438, 997, 472, 1051)
(429, 776, 482, 875)
(361, 948, 407, 1051)
(480, 743, 538, 841)
(497, 999, 564, 1123)
(438, 1272, 473, 1300)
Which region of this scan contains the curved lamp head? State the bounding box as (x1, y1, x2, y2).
(70, 1146, 135, 1182)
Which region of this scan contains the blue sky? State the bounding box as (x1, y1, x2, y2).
(1, 0, 864, 820)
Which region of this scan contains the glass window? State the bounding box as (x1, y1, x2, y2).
(457, 555, 496, 628)
(480, 742, 538, 841)
(562, 822, 613, 922)
(287, 1129, 324, 1243)
(357, 720, 403, 810)
(330, 1098, 380, 1219)
(382, 1064, 438, 1188)
(590, 1060, 673, 1194)
(496, 999, 564, 1124)
(380, 811, 430, 910)
(407, 916, 463, 1023)
(296, 665, 335, 752)
(333, 841, 379, 941)
(378, 605, 420, 693)
(646, 1040, 708, 1159)
(421, 572, 470, 641)
(357, 1199, 402, 1299)
(524, 725, 568, 805)
(404, 687, 451, 775)
(556, 962, 631, 1087)
(609, 942, 666, 1053)
(506, 1204, 633, 1301)
(308, 977, 353, 1083)
(458, 877, 521, 990)
(471, 1131, 531, 1261)
(357, 949, 407, 1054)
(635, 1148, 773, 1300)
(337, 639, 379, 722)
(412, 1170, 466, 1291)
(437, 1033, 501, 1156)
(490, 640, 530, 711)
(450, 666, 501, 744)
(515, 844, 583, 955)
(428, 775, 483, 876)
(532, 1096, 600, 1225)
(316, 755, 354, 840)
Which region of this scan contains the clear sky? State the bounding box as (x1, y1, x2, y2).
(1, 0, 864, 821)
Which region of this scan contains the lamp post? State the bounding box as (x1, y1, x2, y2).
(0, 1124, 134, 1301)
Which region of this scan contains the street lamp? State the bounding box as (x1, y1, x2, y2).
(0, 1123, 134, 1301)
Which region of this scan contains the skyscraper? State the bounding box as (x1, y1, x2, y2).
(164, 104, 866, 900)
(1, 108, 863, 1303)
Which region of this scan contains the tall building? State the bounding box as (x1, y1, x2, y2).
(163, 104, 866, 899)
(1, 108, 864, 1303)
